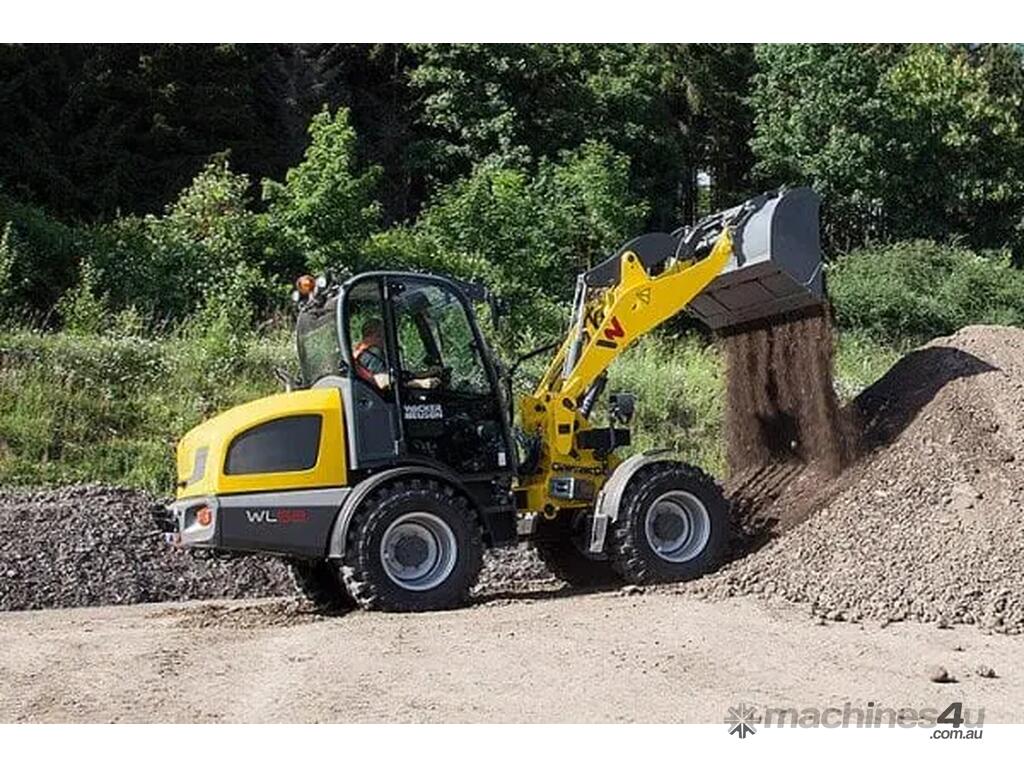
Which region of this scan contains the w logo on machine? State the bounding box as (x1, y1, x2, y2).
(725, 704, 760, 738)
(596, 316, 626, 349)
(603, 316, 625, 341)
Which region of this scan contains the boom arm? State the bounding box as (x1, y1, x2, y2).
(514, 229, 734, 510)
(535, 228, 734, 403)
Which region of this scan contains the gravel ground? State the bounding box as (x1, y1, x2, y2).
(0, 484, 554, 611)
(692, 325, 1024, 633)
(0, 485, 294, 610)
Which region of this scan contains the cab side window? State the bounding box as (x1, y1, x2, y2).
(345, 279, 392, 395)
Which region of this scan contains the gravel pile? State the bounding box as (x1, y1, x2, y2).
(0, 484, 554, 611)
(0, 485, 295, 610)
(694, 325, 1024, 633)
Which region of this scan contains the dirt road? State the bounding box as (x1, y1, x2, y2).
(1, 588, 1020, 723)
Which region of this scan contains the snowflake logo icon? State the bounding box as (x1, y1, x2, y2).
(725, 703, 760, 738)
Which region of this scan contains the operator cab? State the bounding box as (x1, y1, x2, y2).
(296, 273, 514, 487)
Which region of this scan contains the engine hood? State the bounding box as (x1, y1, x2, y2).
(175, 388, 346, 499)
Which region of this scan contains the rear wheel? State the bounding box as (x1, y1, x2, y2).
(341, 479, 483, 612)
(609, 462, 728, 584)
(287, 559, 353, 610)
(533, 513, 620, 588)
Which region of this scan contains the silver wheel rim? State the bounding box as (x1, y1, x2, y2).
(380, 512, 458, 591)
(644, 490, 712, 564)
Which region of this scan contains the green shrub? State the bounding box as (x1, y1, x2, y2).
(57, 258, 108, 335)
(367, 142, 647, 343)
(263, 107, 382, 275)
(829, 239, 1024, 342)
(0, 222, 15, 320)
(90, 158, 281, 324)
(0, 193, 85, 317)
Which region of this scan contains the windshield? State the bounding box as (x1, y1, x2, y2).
(296, 298, 342, 386)
(392, 279, 490, 395)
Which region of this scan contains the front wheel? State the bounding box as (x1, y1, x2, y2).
(608, 462, 729, 584)
(340, 479, 483, 612)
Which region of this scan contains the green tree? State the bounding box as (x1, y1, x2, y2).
(0, 44, 273, 219)
(91, 158, 274, 322)
(369, 141, 648, 337)
(751, 44, 1024, 254)
(263, 107, 382, 274)
(880, 46, 1024, 249)
(408, 44, 755, 229)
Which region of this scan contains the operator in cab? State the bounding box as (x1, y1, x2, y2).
(353, 318, 391, 389)
(353, 317, 441, 391)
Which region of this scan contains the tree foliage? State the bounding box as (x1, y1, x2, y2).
(409, 44, 754, 227)
(368, 141, 647, 336)
(752, 44, 1024, 254)
(1, 43, 1024, 343)
(830, 240, 1024, 341)
(262, 107, 382, 274)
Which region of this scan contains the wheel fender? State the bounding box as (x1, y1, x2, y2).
(588, 449, 675, 554)
(326, 465, 477, 559)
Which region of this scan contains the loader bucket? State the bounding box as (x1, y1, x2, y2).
(687, 187, 825, 331)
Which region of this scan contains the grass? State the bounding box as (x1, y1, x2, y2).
(832, 328, 909, 400)
(607, 333, 726, 476)
(0, 324, 292, 493)
(0, 323, 905, 492)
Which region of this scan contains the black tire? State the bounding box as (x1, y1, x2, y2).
(609, 462, 728, 584)
(287, 559, 354, 610)
(533, 513, 620, 588)
(340, 478, 483, 612)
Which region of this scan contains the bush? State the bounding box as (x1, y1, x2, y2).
(0, 222, 15, 321)
(263, 107, 382, 275)
(367, 141, 648, 342)
(829, 240, 1024, 342)
(89, 158, 281, 324)
(57, 258, 107, 335)
(0, 193, 85, 318)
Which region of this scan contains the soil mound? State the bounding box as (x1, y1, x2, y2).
(696, 325, 1024, 633)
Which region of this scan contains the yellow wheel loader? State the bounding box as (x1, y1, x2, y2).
(155, 187, 825, 612)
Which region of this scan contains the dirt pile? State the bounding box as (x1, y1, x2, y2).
(0, 484, 552, 611)
(694, 325, 1024, 633)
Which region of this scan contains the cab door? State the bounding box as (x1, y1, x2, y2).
(339, 276, 401, 468)
(387, 276, 511, 475)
